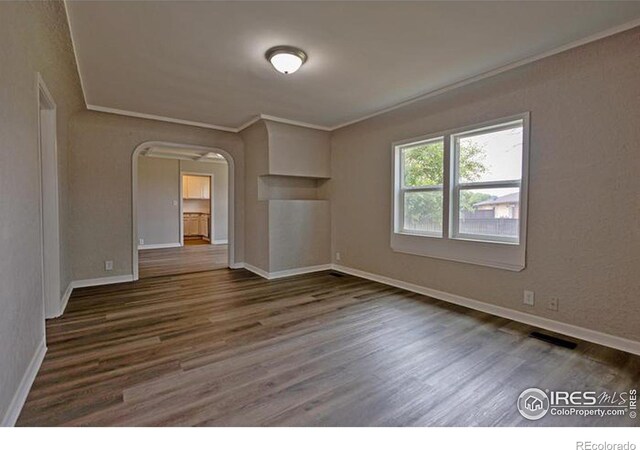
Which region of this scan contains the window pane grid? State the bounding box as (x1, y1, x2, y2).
(401, 185, 443, 193)
(400, 138, 444, 189)
(401, 189, 443, 236)
(398, 136, 444, 236)
(452, 120, 524, 243)
(395, 115, 525, 246)
(457, 180, 520, 190)
(453, 121, 522, 141)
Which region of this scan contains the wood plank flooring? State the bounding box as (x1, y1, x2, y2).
(18, 269, 640, 426)
(138, 244, 228, 279)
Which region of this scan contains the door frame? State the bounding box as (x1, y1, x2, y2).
(132, 141, 236, 281)
(36, 73, 62, 319)
(180, 172, 214, 245)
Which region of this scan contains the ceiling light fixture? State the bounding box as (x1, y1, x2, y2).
(265, 46, 307, 75)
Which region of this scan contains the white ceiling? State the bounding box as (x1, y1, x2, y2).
(66, 1, 640, 131)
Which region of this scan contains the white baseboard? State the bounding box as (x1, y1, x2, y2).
(58, 263, 640, 356)
(268, 264, 333, 279)
(1, 339, 47, 427)
(331, 264, 640, 356)
(242, 263, 270, 279)
(72, 274, 135, 289)
(242, 262, 332, 280)
(56, 282, 73, 318)
(46, 276, 135, 321)
(213, 239, 228, 245)
(137, 242, 181, 250)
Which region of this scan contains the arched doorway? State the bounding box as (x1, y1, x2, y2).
(131, 141, 236, 280)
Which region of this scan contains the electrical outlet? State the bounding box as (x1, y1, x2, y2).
(139, 238, 144, 246)
(523, 290, 535, 306)
(105, 260, 113, 271)
(547, 297, 559, 311)
(335, 252, 341, 261)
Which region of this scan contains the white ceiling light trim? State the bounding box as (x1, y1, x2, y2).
(265, 46, 308, 74)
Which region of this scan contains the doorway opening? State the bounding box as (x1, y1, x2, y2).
(181, 173, 212, 246)
(37, 74, 62, 319)
(132, 142, 235, 280)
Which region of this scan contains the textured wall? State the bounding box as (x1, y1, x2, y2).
(69, 111, 244, 281)
(137, 156, 181, 246)
(266, 120, 331, 178)
(0, 1, 84, 421)
(240, 121, 270, 270)
(241, 120, 332, 272)
(269, 200, 331, 272)
(331, 27, 640, 341)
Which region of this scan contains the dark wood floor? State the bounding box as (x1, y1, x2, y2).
(139, 244, 228, 279)
(18, 269, 640, 426)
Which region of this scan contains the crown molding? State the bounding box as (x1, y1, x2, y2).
(63, 0, 88, 107)
(86, 105, 239, 133)
(85, 106, 334, 134)
(258, 114, 333, 132)
(236, 115, 262, 132)
(67, 10, 640, 135)
(329, 17, 640, 130)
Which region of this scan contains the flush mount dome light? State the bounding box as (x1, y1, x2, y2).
(265, 46, 307, 74)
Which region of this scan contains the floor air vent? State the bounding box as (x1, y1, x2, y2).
(529, 331, 577, 350)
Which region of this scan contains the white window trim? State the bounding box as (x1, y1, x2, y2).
(396, 136, 445, 237)
(391, 112, 530, 271)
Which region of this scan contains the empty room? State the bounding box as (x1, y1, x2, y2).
(1, 0, 640, 445)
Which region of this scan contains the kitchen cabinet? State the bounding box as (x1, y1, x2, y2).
(182, 175, 210, 199)
(183, 213, 209, 238)
(199, 215, 209, 237)
(183, 215, 197, 236)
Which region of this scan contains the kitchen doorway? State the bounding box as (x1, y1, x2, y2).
(181, 173, 212, 246)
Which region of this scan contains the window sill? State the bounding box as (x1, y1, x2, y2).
(397, 230, 443, 239)
(391, 232, 525, 271)
(451, 235, 519, 246)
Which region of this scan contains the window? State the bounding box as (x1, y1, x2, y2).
(452, 120, 523, 243)
(392, 114, 529, 271)
(398, 137, 444, 236)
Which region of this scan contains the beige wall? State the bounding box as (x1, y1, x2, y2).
(137, 158, 229, 246)
(269, 200, 331, 272)
(259, 176, 326, 201)
(180, 160, 229, 242)
(69, 110, 244, 281)
(331, 27, 640, 341)
(137, 156, 181, 246)
(266, 120, 331, 178)
(241, 121, 270, 270)
(0, 1, 84, 421)
(241, 120, 332, 272)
